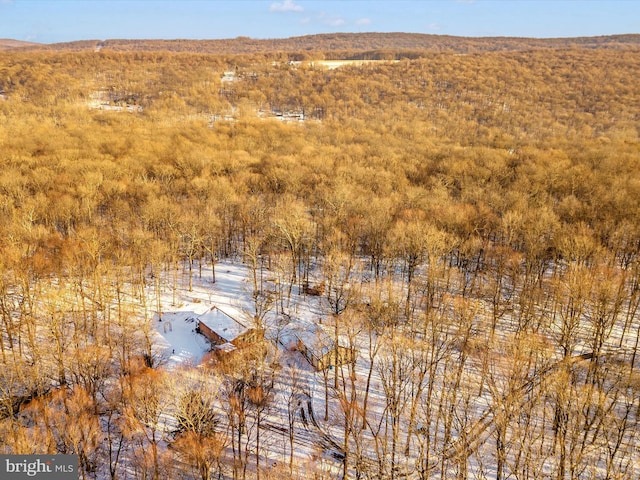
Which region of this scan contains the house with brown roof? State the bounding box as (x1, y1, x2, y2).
(279, 320, 354, 370)
(195, 306, 261, 350)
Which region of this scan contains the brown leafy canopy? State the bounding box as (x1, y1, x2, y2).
(0, 46, 638, 266)
(0, 46, 639, 271)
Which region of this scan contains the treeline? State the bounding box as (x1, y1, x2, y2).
(9, 32, 640, 56)
(0, 45, 639, 478)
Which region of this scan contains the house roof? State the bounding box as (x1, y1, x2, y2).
(280, 320, 336, 358)
(197, 306, 249, 343)
(215, 342, 237, 353)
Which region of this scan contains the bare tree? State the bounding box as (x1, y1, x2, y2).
(171, 383, 226, 480)
(122, 368, 169, 480)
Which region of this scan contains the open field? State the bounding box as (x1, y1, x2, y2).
(310, 60, 399, 69)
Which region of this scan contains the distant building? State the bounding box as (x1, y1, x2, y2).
(221, 71, 236, 83)
(196, 306, 261, 350)
(279, 320, 354, 370)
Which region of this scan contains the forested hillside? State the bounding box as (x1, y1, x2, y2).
(10, 32, 640, 55)
(0, 39, 639, 479)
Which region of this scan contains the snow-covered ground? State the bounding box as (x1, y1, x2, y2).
(146, 261, 368, 476)
(153, 312, 209, 367)
(151, 262, 254, 368)
(151, 260, 328, 371)
(134, 258, 640, 479)
(149, 260, 336, 414)
(311, 59, 400, 70)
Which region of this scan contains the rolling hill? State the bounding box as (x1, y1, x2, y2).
(0, 38, 42, 50)
(6, 32, 640, 56)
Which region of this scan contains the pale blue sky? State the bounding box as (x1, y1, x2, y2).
(1, 0, 639, 44)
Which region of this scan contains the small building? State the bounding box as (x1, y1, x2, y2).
(196, 306, 261, 349)
(280, 320, 354, 370)
(221, 71, 236, 83)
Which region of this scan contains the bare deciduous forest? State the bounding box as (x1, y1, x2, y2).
(1, 34, 640, 479)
